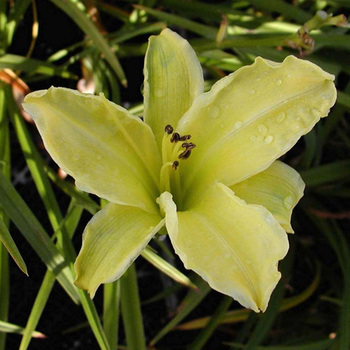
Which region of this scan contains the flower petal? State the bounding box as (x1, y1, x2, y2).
(177, 56, 336, 206)
(143, 28, 204, 148)
(230, 161, 305, 233)
(23, 87, 161, 213)
(74, 202, 164, 297)
(158, 183, 289, 312)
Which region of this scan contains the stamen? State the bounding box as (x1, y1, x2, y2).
(170, 132, 180, 143)
(181, 142, 196, 150)
(172, 161, 179, 170)
(179, 149, 192, 159)
(164, 125, 173, 134)
(179, 135, 191, 141)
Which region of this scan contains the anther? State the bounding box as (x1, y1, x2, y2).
(179, 135, 191, 141)
(179, 149, 192, 160)
(181, 142, 196, 150)
(164, 125, 173, 134)
(170, 132, 180, 143)
(172, 161, 179, 170)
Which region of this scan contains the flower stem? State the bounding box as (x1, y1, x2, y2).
(120, 263, 147, 350)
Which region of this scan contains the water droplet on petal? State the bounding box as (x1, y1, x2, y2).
(207, 105, 220, 119)
(264, 135, 274, 144)
(250, 135, 257, 141)
(258, 124, 267, 134)
(284, 196, 293, 210)
(250, 89, 256, 95)
(276, 79, 282, 86)
(234, 120, 243, 129)
(265, 213, 274, 225)
(277, 112, 286, 123)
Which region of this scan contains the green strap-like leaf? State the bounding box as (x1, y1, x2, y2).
(0, 171, 79, 303)
(0, 216, 27, 274)
(49, 0, 127, 86)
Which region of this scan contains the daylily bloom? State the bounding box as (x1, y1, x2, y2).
(23, 28, 336, 312)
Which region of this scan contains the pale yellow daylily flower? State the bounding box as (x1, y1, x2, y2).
(23, 28, 336, 312)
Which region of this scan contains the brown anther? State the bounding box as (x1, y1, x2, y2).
(179, 149, 192, 160)
(172, 161, 179, 170)
(179, 135, 191, 141)
(170, 132, 180, 143)
(181, 142, 196, 150)
(164, 125, 173, 134)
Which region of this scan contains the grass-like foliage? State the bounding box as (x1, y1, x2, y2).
(0, 1, 349, 349)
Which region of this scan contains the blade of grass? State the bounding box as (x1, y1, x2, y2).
(0, 0, 7, 51)
(0, 54, 77, 78)
(120, 264, 147, 350)
(134, 5, 217, 39)
(243, 239, 295, 349)
(299, 160, 350, 187)
(150, 275, 211, 346)
(0, 171, 79, 303)
(0, 82, 10, 350)
(103, 281, 120, 349)
(49, 0, 127, 86)
(19, 271, 56, 350)
(141, 246, 197, 290)
(189, 295, 233, 350)
(304, 202, 350, 349)
(4, 0, 31, 47)
(0, 320, 45, 338)
(0, 216, 27, 274)
(225, 338, 335, 349)
(18, 203, 83, 350)
(248, 0, 310, 22)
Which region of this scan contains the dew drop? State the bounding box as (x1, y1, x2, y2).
(234, 120, 243, 129)
(207, 105, 220, 119)
(250, 135, 257, 142)
(284, 196, 293, 210)
(276, 79, 282, 86)
(250, 89, 256, 95)
(277, 112, 286, 123)
(155, 89, 165, 98)
(264, 135, 274, 144)
(258, 124, 267, 134)
(265, 213, 274, 225)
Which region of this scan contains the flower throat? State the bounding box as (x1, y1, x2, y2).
(160, 124, 196, 207)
